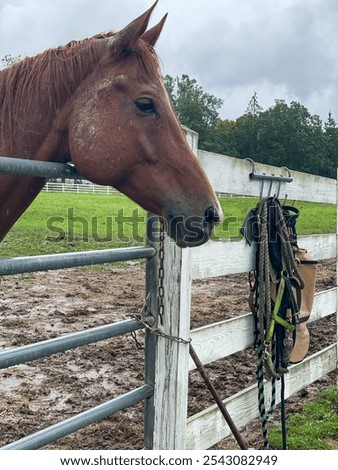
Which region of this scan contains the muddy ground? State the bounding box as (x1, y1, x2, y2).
(0, 258, 336, 450)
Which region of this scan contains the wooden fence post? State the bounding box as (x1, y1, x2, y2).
(152, 237, 192, 449)
(147, 128, 198, 449)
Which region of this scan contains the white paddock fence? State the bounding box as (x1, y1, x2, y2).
(154, 129, 337, 449)
(43, 180, 118, 194)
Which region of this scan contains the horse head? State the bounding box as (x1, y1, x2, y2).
(68, 2, 222, 248)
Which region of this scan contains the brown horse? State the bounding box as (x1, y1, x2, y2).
(0, 1, 221, 248)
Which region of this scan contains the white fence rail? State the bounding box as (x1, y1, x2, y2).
(43, 180, 118, 194)
(151, 132, 337, 449)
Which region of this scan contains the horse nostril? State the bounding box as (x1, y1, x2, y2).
(204, 206, 220, 228)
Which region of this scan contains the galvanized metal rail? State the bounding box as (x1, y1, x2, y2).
(1, 385, 153, 450)
(0, 246, 155, 275)
(0, 156, 82, 179)
(0, 316, 155, 369)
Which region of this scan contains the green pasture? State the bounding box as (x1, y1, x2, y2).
(270, 386, 338, 449)
(0, 192, 336, 257)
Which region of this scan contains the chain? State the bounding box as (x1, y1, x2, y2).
(130, 329, 144, 350)
(132, 312, 191, 344)
(130, 217, 191, 348)
(158, 217, 165, 325)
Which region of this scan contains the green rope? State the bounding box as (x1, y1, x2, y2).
(255, 199, 273, 449)
(256, 336, 269, 449)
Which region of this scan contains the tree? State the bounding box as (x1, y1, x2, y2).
(214, 119, 240, 156)
(163, 78, 336, 178)
(164, 74, 223, 152)
(256, 99, 293, 166)
(255, 100, 334, 177)
(1, 54, 22, 68)
(231, 92, 263, 159)
(246, 91, 263, 117)
(324, 111, 338, 170)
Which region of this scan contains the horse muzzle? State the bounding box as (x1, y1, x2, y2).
(164, 205, 222, 248)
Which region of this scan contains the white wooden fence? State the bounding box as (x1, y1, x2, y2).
(43, 180, 118, 194)
(150, 129, 337, 449)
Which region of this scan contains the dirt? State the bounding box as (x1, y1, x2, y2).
(0, 258, 336, 450)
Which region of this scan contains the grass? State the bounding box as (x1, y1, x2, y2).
(216, 197, 336, 238)
(0, 192, 336, 257)
(1, 193, 146, 257)
(269, 386, 338, 449)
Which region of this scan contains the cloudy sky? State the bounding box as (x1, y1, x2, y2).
(1, 0, 337, 122)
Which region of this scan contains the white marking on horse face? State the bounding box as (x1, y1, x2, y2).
(73, 75, 129, 150)
(94, 75, 127, 94)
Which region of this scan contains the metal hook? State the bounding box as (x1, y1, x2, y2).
(267, 176, 273, 198)
(282, 194, 288, 206)
(281, 167, 292, 203)
(281, 166, 291, 177)
(246, 160, 293, 201)
(245, 158, 256, 179)
(259, 180, 265, 200)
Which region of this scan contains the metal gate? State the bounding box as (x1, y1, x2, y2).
(0, 156, 160, 449)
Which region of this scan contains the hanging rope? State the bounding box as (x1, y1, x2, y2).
(243, 196, 304, 449)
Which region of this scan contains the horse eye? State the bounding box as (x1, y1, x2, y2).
(135, 98, 156, 115)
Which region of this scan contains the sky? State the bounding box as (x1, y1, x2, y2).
(0, 0, 337, 122)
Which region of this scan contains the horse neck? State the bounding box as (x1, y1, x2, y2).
(0, 39, 105, 161)
(0, 40, 106, 242)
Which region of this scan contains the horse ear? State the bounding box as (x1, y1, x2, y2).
(108, 1, 159, 54)
(141, 14, 168, 47)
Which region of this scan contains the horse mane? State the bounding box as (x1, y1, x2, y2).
(0, 32, 161, 142)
